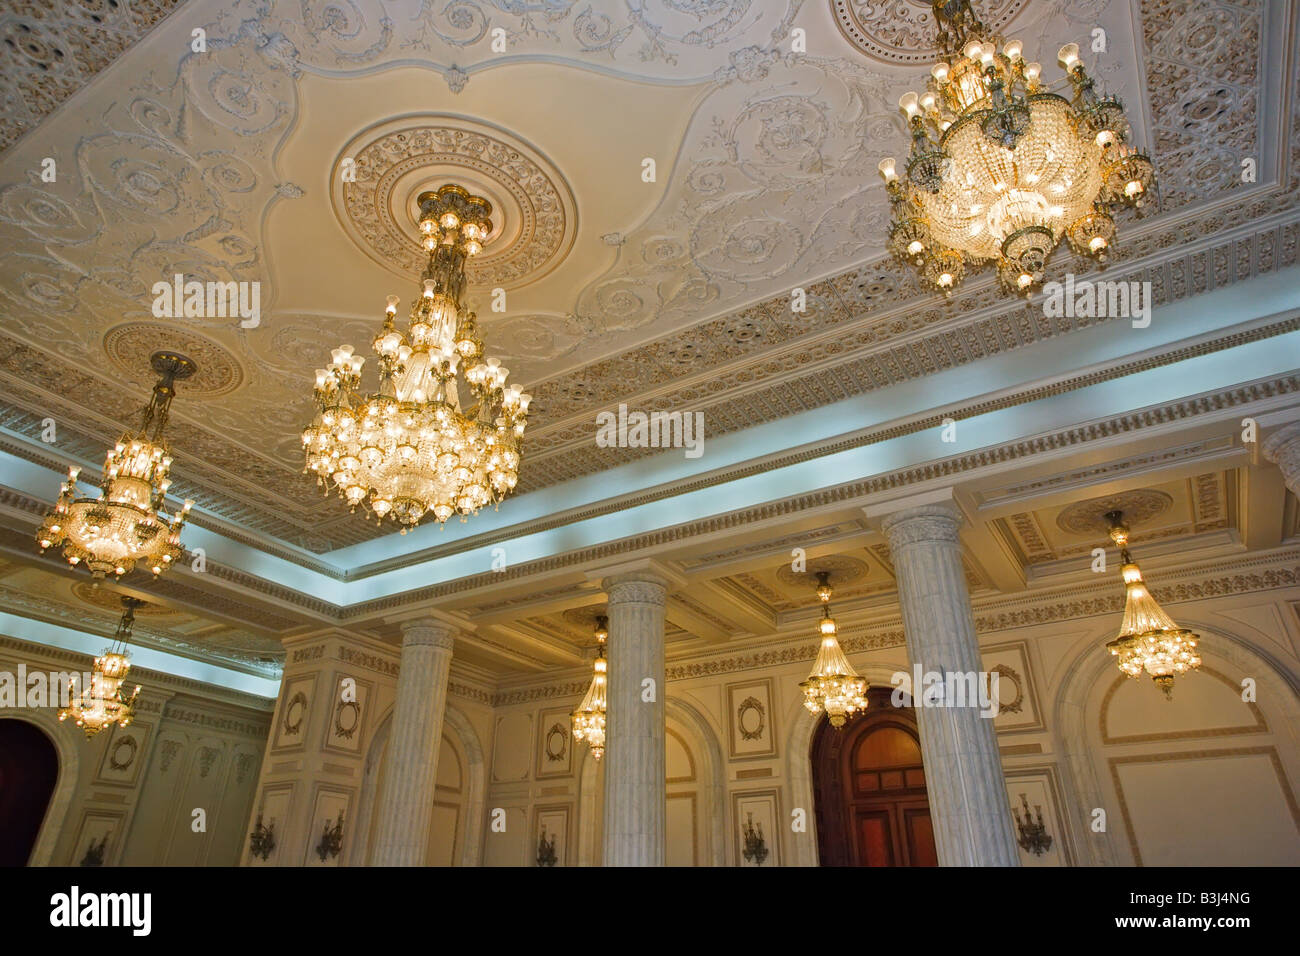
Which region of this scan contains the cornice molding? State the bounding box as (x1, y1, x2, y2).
(285, 310, 1300, 583)
(0, 633, 275, 712)
(490, 546, 1300, 696)
(341, 376, 1300, 619)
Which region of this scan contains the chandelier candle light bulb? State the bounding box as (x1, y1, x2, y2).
(879, 0, 1155, 297)
(571, 615, 609, 760)
(37, 352, 197, 581)
(303, 184, 531, 530)
(59, 595, 144, 738)
(1102, 511, 1202, 698)
(799, 572, 868, 728)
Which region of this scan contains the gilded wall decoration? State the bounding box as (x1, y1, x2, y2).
(235, 751, 258, 785)
(197, 746, 221, 779)
(725, 678, 777, 760)
(108, 735, 139, 772)
(158, 738, 183, 773)
(535, 707, 573, 779)
(324, 674, 370, 755)
(273, 675, 317, 752)
(736, 696, 765, 741)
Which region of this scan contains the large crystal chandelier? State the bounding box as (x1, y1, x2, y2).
(303, 184, 532, 529)
(37, 352, 195, 580)
(1103, 511, 1201, 699)
(59, 595, 143, 738)
(799, 572, 868, 728)
(571, 615, 608, 760)
(878, 0, 1156, 295)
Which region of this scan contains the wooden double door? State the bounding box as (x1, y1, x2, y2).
(812, 687, 938, 867)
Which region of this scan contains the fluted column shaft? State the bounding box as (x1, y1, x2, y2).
(881, 503, 1019, 867)
(1263, 421, 1300, 496)
(601, 573, 667, 866)
(371, 620, 455, 866)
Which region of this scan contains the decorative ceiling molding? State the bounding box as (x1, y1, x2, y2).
(0, 0, 1290, 553)
(6, 371, 1292, 637)
(0, 577, 283, 676)
(830, 0, 1029, 65)
(1056, 488, 1176, 535)
(333, 116, 578, 286)
(490, 544, 1300, 694)
(0, 634, 275, 712)
(280, 310, 1300, 580)
(0, 0, 185, 154)
(338, 375, 1300, 621)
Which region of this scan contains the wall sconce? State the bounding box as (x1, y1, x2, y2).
(249, 813, 276, 861)
(79, 835, 108, 867)
(536, 825, 557, 867)
(1012, 793, 1053, 856)
(741, 813, 769, 865)
(316, 811, 345, 862)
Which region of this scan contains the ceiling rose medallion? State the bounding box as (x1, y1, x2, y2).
(303, 184, 532, 530)
(878, 0, 1156, 296)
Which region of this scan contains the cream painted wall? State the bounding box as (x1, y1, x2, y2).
(0, 633, 272, 867)
(213, 567, 1300, 867)
(469, 581, 1300, 867)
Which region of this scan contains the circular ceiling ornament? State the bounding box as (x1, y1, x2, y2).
(333, 116, 578, 290)
(775, 555, 870, 589)
(561, 604, 610, 631)
(72, 582, 177, 617)
(102, 322, 244, 396)
(830, 0, 1028, 64)
(1056, 489, 1175, 537)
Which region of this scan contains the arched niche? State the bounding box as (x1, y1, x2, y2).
(0, 711, 79, 866)
(1053, 618, 1300, 865)
(785, 662, 910, 866)
(574, 695, 725, 866)
(350, 703, 486, 866)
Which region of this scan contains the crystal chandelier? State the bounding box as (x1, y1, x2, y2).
(59, 595, 143, 738)
(878, 0, 1156, 295)
(303, 184, 532, 529)
(799, 572, 868, 728)
(571, 615, 608, 760)
(1103, 511, 1201, 698)
(37, 352, 195, 580)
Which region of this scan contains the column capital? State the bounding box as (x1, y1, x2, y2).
(880, 501, 964, 548)
(1262, 421, 1300, 495)
(399, 618, 457, 650)
(602, 573, 669, 607)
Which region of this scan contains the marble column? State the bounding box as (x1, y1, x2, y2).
(601, 573, 668, 866)
(370, 619, 456, 866)
(881, 502, 1020, 867)
(1263, 421, 1300, 495)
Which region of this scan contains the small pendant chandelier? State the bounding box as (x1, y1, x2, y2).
(59, 595, 143, 738)
(1103, 511, 1201, 698)
(303, 184, 532, 530)
(799, 572, 868, 728)
(37, 351, 195, 580)
(571, 615, 608, 760)
(878, 0, 1155, 296)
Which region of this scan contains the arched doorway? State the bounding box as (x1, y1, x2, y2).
(811, 686, 937, 867)
(0, 719, 60, 867)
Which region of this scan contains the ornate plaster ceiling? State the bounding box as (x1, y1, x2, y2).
(0, 0, 1292, 560)
(0, 556, 284, 673)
